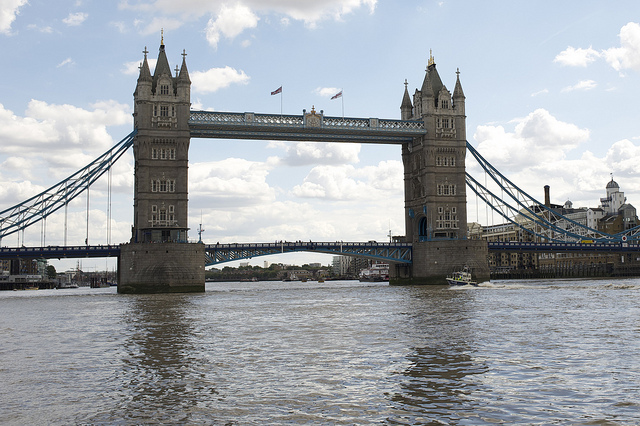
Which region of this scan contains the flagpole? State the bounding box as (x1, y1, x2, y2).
(280, 85, 283, 115)
(341, 88, 344, 118)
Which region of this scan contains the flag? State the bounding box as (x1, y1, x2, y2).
(271, 86, 282, 95)
(331, 90, 342, 100)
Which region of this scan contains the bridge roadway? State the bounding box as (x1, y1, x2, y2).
(0, 245, 122, 260)
(0, 241, 414, 265)
(1, 241, 637, 264)
(487, 241, 640, 252)
(203, 241, 413, 266)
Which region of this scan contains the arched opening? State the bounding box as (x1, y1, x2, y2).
(419, 217, 428, 240)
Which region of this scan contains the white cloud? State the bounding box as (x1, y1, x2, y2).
(555, 23, 640, 73)
(189, 158, 276, 209)
(27, 24, 53, 33)
(314, 87, 342, 98)
(205, 3, 259, 49)
(291, 160, 402, 200)
(473, 109, 589, 175)
(191, 66, 250, 93)
(0, 100, 130, 159)
(121, 0, 376, 43)
(0, 0, 27, 34)
(269, 141, 360, 166)
(246, 0, 377, 26)
(62, 12, 88, 26)
(57, 58, 74, 68)
(111, 21, 127, 33)
(554, 46, 600, 67)
(531, 88, 548, 97)
(602, 22, 640, 71)
(560, 79, 597, 93)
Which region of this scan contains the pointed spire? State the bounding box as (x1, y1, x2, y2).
(138, 46, 152, 82)
(178, 49, 191, 84)
(453, 67, 465, 99)
(401, 79, 413, 119)
(421, 66, 434, 98)
(154, 42, 172, 78)
(152, 35, 173, 93)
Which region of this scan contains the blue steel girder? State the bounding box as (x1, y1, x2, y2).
(189, 111, 426, 144)
(0, 245, 122, 260)
(0, 130, 137, 242)
(488, 241, 640, 252)
(204, 241, 412, 266)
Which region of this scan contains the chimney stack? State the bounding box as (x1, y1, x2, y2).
(544, 185, 550, 207)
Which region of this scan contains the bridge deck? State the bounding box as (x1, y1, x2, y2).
(189, 111, 426, 144)
(204, 241, 413, 266)
(488, 241, 640, 252)
(3, 241, 637, 264)
(0, 245, 122, 259)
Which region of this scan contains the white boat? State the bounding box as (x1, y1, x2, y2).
(446, 267, 477, 286)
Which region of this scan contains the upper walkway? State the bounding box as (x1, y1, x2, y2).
(189, 111, 426, 144)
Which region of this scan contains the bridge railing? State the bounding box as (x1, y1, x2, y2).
(190, 111, 425, 132)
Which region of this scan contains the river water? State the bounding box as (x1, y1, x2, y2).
(1, 278, 639, 425)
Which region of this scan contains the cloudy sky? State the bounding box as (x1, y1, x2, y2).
(2, 0, 640, 270)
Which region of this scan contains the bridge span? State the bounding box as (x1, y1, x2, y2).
(0, 241, 413, 266)
(4, 241, 637, 265)
(204, 241, 413, 266)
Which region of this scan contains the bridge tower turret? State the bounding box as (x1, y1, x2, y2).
(393, 52, 489, 285)
(119, 36, 204, 293)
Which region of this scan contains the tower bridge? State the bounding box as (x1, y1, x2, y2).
(4, 39, 640, 291)
(113, 40, 491, 292)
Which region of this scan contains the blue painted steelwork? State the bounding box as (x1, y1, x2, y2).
(0, 131, 137, 243)
(488, 241, 640, 252)
(465, 141, 640, 243)
(0, 245, 121, 259)
(204, 241, 412, 266)
(189, 111, 425, 144)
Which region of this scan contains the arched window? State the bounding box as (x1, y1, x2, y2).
(419, 217, 428, 238)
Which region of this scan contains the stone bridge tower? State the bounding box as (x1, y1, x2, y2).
(118, 37, 205, 293)
(393, 53, 489, 284)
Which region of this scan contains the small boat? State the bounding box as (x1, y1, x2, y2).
(446, 266, 477, 286)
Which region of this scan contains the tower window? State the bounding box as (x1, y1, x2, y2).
(160, 106, 169, 117)
(160, 84, 169, 95)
